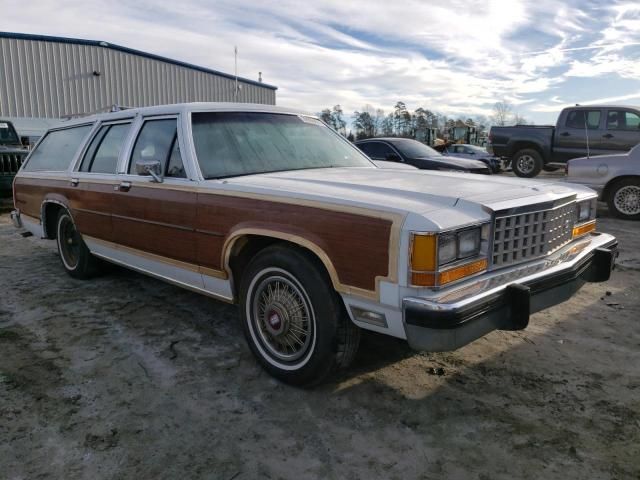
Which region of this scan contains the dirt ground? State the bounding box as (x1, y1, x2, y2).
(1, 198, 639, 479)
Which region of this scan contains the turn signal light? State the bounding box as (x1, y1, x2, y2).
(439, 258, 488, 285)
(573, 221, 596, 238)
(410, 234, 437, 271)
(411, 258, 488, 287)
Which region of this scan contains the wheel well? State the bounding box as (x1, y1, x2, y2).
(510, 142, 543, 159)
(43, 202, 64, 239)
(602, 175, 640, 201)
(227, 235, 334, 298)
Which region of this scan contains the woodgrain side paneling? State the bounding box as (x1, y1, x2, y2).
(113, 184, 198, 264)
(196, 193, 393, 292)
(14, 176, 399, 297)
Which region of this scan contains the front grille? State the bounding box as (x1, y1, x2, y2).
(492, 202, 576, 268)
(0, 152, 25, 175)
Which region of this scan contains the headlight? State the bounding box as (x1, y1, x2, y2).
(438, 234, 457, 264)
(411, 225, 488, 287)
(458, 228, 481, 258)
(575, 198, 597, 223)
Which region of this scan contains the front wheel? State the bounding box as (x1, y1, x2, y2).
(56, 210, 100, 279)
(607, 178, 640, 220)
(512, 149, 543, 178)
(239, 244, 360, 386)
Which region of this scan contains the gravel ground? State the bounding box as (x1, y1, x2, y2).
(1, 200, 639, 479)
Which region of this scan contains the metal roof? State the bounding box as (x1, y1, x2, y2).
(0, 31, 277, 91)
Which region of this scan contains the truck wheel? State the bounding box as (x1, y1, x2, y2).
(239, 244, 360, 387)
(607, 178, 640, 220)
(56, 210, 100, 279)
(512, 149, 543, 178)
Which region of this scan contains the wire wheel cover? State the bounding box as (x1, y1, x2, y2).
(251, 273, 314, 363)
(614, 185, 640, 215)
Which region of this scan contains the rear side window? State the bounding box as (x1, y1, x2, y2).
(23, 125, 91, 172)
(80, 123, 131, 173)
(565, 110, 601, 129)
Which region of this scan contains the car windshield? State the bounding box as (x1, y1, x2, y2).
(0, 121, 20, 145)
(465, 145, 488, 154)
(391, 139, 441, 158)
(192, 112, 374, 179)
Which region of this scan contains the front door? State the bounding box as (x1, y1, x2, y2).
(111, 116, 199, 283)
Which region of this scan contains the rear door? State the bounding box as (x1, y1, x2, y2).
(601, 108, 640, 152)
(111, 115, 200, 285)
(72, 120, 133, 242)
(554, 109, 604, 161)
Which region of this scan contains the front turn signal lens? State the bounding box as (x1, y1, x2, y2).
(439, 258, 488, 285)
(411, 234, 437, 271)
(573, 220, 596, 238)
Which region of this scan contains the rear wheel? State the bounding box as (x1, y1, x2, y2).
(56, 210, 100, 279)
(239, 244, 360, 386)
(607, 178, 640, 219)
(512, 149, 543, 178)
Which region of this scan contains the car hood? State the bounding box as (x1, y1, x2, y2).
(217, 167, 587, 229)
(415, 155, 487, 169)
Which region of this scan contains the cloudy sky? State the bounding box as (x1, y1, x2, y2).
(2, 0, 640, 125)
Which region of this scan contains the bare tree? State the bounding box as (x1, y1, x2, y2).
(513, 112, 528, 125)
(491, 100, 513, 126)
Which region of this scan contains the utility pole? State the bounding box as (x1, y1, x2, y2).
(234, 46, 238, 100)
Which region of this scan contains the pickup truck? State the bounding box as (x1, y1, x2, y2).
(10, 103, 617, 386)
(0, 120, 28, 194)
(489, 105, 640, 177)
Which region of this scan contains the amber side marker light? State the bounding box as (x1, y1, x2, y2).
(573, 220, 596, 238)
(439, 258, 488, 286)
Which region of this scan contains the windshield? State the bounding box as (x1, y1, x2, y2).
(466, 145, 488, 154)
(192, 112, 374, 179)
(0, 121, 20, 145)
(391, 139, 441, 158)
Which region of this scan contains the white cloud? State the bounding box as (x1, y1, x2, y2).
(1, 0, 640, 124)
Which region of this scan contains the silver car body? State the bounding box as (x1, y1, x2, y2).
(566, 143, 640, 198)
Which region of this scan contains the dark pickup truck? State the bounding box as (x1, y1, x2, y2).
(0, 120, 28, 195)
(489, 105, 640, 177)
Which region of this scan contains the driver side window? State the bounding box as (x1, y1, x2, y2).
(129, 119, 186, 178)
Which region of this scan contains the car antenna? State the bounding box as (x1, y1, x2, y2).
(583, 111, 590, 160)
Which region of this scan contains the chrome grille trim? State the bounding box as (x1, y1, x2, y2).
(491, 201, 576, 269)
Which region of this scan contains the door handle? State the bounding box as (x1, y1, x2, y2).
(602, 133, 613, 139)
(70, 178, 79, 187)
(117, 181, 132, 192)
(560, 132, 570, 137)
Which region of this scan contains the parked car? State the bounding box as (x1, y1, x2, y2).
(371, 160, 418, 170)
(0, 120, 29, 195)
(11, 103, 617, 386)
(490, 105, 640, 178)
(444, 144, 503, 172)
(566, 144, 640, 219)
(355, 138, 491, 174)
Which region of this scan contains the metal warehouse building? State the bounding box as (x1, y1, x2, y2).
(0, 32, 277, 119)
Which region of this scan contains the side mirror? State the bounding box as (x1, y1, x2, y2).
(136, 159, 163, 183)
(386, 153, 401, 162)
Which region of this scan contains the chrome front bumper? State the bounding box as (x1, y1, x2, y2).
(402, 232, 618, 351)
(10, 209, 22, 228)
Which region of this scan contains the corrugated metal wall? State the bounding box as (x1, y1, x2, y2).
(0, 37, 276, 118)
